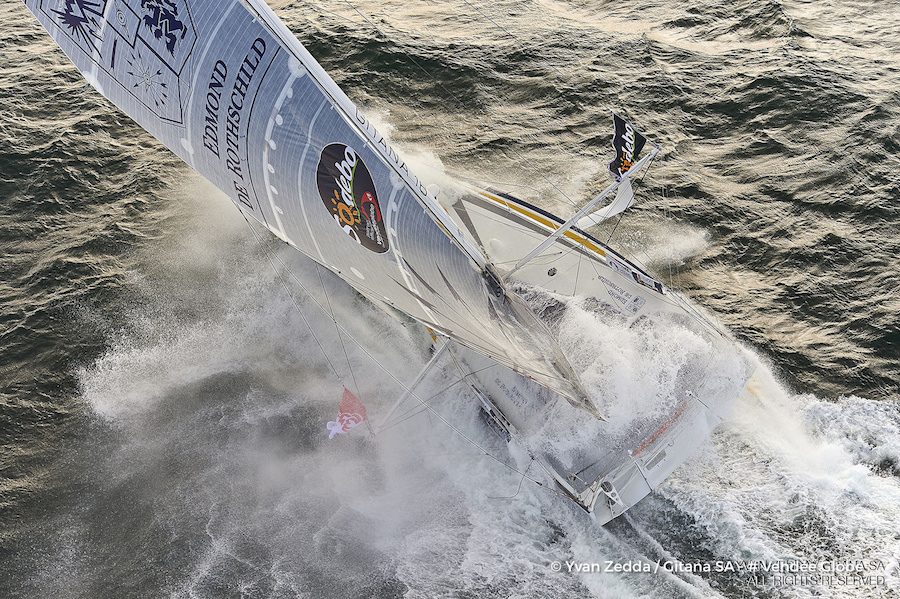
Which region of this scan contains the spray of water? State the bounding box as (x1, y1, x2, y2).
(74, 156, 900, 597)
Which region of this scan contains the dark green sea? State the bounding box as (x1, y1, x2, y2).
(2, 1, 898, 597)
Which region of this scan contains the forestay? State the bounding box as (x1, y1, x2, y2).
(24, 0, 599, 415)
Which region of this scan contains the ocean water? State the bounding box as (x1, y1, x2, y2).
(2, 1, 899, 598)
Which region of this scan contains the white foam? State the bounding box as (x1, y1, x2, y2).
(76, 172, 900, 597)
(358, 106, 470, 208)
(657, 358, 900, 592)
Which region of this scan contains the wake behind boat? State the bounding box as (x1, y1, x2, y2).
(23, 0, 754, 522)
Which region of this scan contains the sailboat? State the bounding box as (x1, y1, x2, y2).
(24, 0, 754, 523)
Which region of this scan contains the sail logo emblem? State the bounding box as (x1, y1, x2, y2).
(39, 0, 196, 124)
(140, 0, 188, 56)
(51, 0, 106, 53)
(316, 144, 389, 253)
(125, 47, 168, 109)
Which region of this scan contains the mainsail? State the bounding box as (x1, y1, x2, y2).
(25, 0, 599, 416)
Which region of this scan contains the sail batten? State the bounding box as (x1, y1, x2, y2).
(24, 0, 598, 413)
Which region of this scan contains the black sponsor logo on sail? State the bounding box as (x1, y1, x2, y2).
(140, 0, 188, 56)
(608, 114, 647, 181)
(317, 144, 389, 253)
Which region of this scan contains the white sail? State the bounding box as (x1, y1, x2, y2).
(576, 178, 634, 229)
(24, 0, 599, 415)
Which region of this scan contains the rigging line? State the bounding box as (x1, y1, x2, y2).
(442, 344, 572, 496)
(242, 216, 567, 495)
(267, 226, 574, 385)
(315, 263, 360, 397)
(573, 232, 585, 296)
(313, 262, 376, 436)
(457, 0, 573, 82)
(385, 356, 571, 500)
(379, 352, 535, 433)
(604, 206, 626, 247)
(469, 178, 543, 196)
(490, 252, 563, 267)
(333, 1, 449, 131)
(444, 346, 564, 493)
(451, 0, 589, 209)
(341, 0, 380, 35)
(673, 186, 681, 284)
(462, 202, 590, 283)
(445, 339, 597, 505)
(489, 458, 533, 500)
(245, 216, 411, 382)
(329, 0, 580, 211)
(636, 152, 656, 187)
(450, 344, 553, 479)
(241, 211, 344, 383)
(664, 185, 674, 290)
(376, 342, 450, 433)
(604, 151, 657, 248)
(376, 377, 468, 433)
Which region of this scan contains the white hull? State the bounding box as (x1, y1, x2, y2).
(439, 183, 754, 520)
(451, 343, 754, 522)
